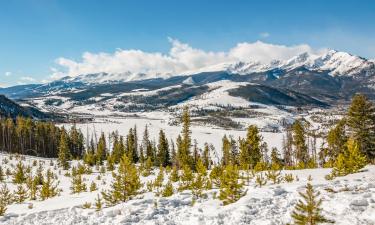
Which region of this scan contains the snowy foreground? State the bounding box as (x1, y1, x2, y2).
(0, 154, 374, 225)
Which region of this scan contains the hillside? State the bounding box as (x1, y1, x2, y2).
(0, 95, 48, 119)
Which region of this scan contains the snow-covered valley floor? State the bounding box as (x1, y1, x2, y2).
(0, 153, 374, 225)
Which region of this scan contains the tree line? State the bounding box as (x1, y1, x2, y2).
(0, 117, 84, 158)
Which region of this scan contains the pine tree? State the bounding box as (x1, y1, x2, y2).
(162, 181, 174, 197)
(111, 133, 125, 163)
(70, 173, 87, 194)
(332, 138, 367, 177)
(347, 94, 375, 162)
(13, 184, 27, 203)
(142, 157, 153, 177)
(13, 161, 27, 184)
(126, 128, 139, 163)
(142, 125, 154, 163)
(202, 143, 211, 170)
(26, 174, 38, 200)
(96, 133, 107, 165)
(178, 165, 193, 191)
(58, 130, 71, 170)
(270, 147, 282, 168)
(178, 106, 193, 168)
(293, 120, 309, 167)
(102, 155, 142, 205)
(209, 165, 222, 187)
(153, 166, 165, 194)
(222, 135, 231, 166)
(95, 194, 103, 211)
(266, 167, 282, 184)
(192, 173, 205, 199)
(0, 184, 12, 216)
(255, 173, 267, 187)
(157, 129, 171, 167)
(170, 165, 179, 182)
(0, 166, 4, 182)
(283, 128, 294, 167)
(219, 164, 245, 205)
(291, 183, 331, 225)
(40, 169, 59, 200)
(326, 119, 347, 165)
(239, 125, 262, 169)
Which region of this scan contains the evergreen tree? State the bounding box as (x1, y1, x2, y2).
(0, 166, 5, 182)
(178, 106, 192, 168)
(293, 120, 309, 167)
(326, 119, 347, 165)
(95, 194, 103, 211)
(142, 125, 154, 163)
(40, 169, 59, 200)
(157, 129, 171, 167)
(347, 94, 375, 162)
(219, 164, 245, 205)
(291, 183, 331, 225)
(169, 165, 179, 182)
(222, 135, 231, 166)
(153, 166, 165, 194)
(202, 143, 211, 170)
(69, 124, 85, 159)
(58, 129, 71, 170)
(13, 184, 27, 203)
(162, 181, 174, 197)
(283, 128, 294, 167)
(70, 172, 87, 194)
(102, 155, 142, 205)
(0, 184, 12, 216)
(111, 133, 125, 163)
(96, 133, 107, 165)
(26, 174, 38, 200)
(332, 138, 367, 177)
(178, 165, 193, 191)
(239, 125, 262, 169)
(270, 147, 282, 168)
(126, 128, 138, 163)
(13, 161, 27, 184)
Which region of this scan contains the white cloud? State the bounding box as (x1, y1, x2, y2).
(51, 39, 325, 79)
(20, 76, 36, 82)
(259, 32, 270, 38)
(4, 72, 11, 77)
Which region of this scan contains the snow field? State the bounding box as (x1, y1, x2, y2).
(0, 153, 374, 225)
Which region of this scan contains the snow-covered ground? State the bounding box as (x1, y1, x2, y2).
(0, 153, 374, 225)
(61, 112, 286, 159)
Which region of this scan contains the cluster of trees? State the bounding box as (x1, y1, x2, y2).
(0, 94, 373, 222)
(0, 157, 60, 216)
(0, 117, 84, 158)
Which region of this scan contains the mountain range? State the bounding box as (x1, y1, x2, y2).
(0, 49, 374, 114)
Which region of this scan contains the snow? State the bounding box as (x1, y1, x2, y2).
(175, 80, 252, 108)
(59, 114, 284, 158)
(54, 49, 374, 85)
(1, 153, 374, 225)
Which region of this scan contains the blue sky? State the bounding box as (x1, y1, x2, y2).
(0, 0, 374, 87)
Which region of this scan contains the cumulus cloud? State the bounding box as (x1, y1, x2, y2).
(51, 39, 324, 79)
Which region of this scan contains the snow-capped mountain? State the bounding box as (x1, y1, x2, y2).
(1, 49, 375, 113)
(182, 50, 374, 77)
(49, 50, 375, 85)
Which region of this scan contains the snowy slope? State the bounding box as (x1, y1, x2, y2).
(0, 153, 374, 225)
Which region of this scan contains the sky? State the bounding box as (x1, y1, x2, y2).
(0, 0, 374, 87)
